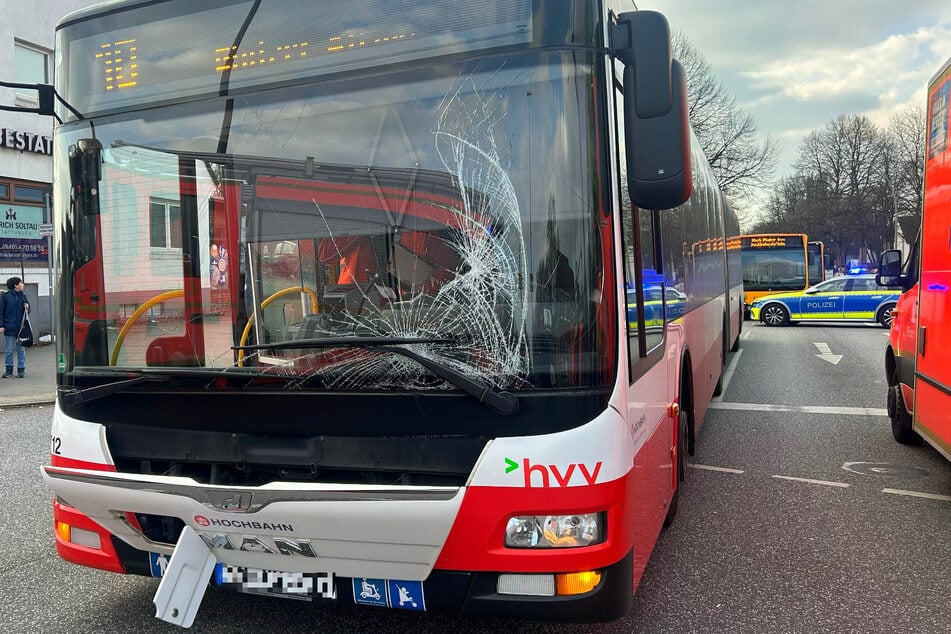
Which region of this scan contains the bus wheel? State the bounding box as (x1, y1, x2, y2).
(887, 372, 919, 445)
(730, 314, 741, 352)
(760, 304, 789, 326)
(714, 316, 726, 396)
(877, 304, 896, 328)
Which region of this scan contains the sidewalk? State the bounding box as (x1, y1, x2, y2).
(0, 342, 57, 407)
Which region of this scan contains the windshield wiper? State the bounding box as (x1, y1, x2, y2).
(59, 373, 173, 406)
(235, 337, 519, 415)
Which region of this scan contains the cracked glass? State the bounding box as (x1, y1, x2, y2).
(56, 50, 611, 392)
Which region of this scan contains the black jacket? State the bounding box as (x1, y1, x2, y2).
(1, 289, 29, 332)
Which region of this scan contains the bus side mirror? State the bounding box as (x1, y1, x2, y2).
(611, 11, 692, 210)
(876, 249, 910, 290)
(69, 138, 102, 216)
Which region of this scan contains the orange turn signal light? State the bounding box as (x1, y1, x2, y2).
(555, 570, 601, 595)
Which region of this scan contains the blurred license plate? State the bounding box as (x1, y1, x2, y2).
(215, 564, 336, 601)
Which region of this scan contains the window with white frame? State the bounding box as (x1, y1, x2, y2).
(14, 41, 50, 104)
(149, 198, 182, 249)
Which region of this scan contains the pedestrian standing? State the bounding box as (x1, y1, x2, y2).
(0, 277, 30, 378)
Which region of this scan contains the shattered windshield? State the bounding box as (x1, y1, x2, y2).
(56, 52, 610, 392)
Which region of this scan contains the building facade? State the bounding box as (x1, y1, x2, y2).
(1, 0, 100, 336)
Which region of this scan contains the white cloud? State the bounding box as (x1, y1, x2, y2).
(640, 0, 951, 183)
(744, 21, 951, 106)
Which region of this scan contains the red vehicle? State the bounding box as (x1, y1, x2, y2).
(33, 1, 740, 627)
(879, 56, 951, 460)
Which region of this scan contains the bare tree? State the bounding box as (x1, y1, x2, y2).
(673, 33, 778, 222)
(886, 106, 925, 243)
(758, 114, 893, 267)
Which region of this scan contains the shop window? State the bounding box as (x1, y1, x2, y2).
(13, 185, 45, 203)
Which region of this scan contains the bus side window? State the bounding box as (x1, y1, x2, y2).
(615, 56, 664, 380)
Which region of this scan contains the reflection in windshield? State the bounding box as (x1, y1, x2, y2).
(59, 53, 608, 392)
(741, 249, 807, 291)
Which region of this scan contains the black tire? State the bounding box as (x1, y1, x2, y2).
(877, 303, 896, 328)
(714, 315, 727, 397)
(730, 313, 741, 352)
(887, 371, 920, 445)
(760, 303, 789, 327)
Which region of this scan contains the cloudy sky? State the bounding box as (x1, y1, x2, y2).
(639, 0, 951, 184)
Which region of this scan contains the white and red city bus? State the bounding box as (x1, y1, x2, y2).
(880, 56, 951, 461)
(40, 0, 740, 625)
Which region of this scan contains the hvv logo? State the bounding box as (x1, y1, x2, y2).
(504, 457, 602, 488)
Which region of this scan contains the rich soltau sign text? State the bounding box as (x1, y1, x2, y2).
(0, 205, 43, 239)
(0, 128, 53, 155)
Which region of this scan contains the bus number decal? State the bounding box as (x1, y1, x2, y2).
(50, 435, 62, 455)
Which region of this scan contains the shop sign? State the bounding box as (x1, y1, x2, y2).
(0, 128, 53, 155)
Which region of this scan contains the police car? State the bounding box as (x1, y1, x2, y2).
(749, 274, 901, 327)
(626, 286, 687, 329)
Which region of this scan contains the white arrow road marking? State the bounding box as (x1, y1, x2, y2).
(814, 342, 842, 365)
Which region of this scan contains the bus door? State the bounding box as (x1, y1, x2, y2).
(807, 241, 825, 284)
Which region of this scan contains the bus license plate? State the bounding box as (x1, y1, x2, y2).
(215, 564, 336, 601)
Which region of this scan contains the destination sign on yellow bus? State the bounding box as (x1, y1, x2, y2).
(740, 235, 804, 249)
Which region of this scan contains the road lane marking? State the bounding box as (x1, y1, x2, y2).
(682, 472, 948, 502)
(882, 488, 951, 502)
(814, 342, 843, 365)
(712, 349, 743, 402)
(689, 464, 745, 474)
(708, 402, 887, 416)
(772, 475, 850, 488)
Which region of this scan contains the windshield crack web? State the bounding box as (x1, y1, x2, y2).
(297, 71, 529, 391)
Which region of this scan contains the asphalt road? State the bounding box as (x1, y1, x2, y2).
(2, 322, 949, 633)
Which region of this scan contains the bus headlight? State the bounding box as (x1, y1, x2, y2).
(504, 513, 604, 548)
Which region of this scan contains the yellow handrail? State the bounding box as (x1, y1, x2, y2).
(237, 286, 319, 366)
(110, 290, 184, 366)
